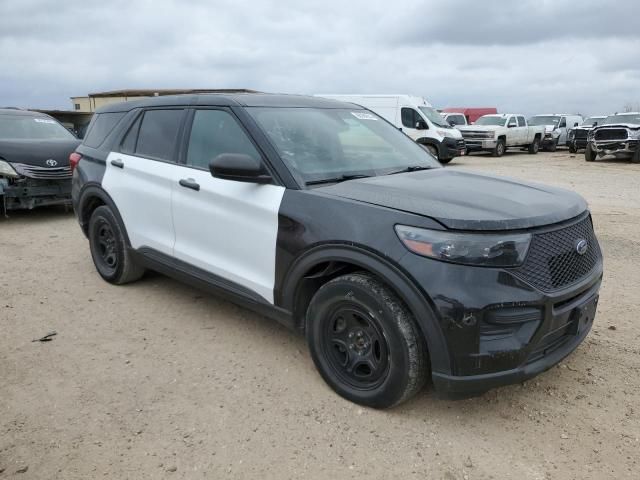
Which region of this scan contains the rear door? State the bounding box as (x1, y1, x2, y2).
(171, 108, 285, 304)
(102, 108, 186, 255)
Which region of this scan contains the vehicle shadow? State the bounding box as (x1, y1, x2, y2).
(0, 205, 74, 223)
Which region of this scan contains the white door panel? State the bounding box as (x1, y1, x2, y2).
(103, 152, 177, 254)
(172, 167, 285, 304)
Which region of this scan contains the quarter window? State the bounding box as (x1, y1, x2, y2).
(135, 109, 184, 161)
(83, 112, 125, 148)
(186, 109, 261, 170)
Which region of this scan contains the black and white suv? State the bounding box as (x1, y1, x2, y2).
(72, 93, 603, 408)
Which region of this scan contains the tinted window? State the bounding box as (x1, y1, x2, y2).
(401, 108, 418, 128)
(517, 116, 526, 127)
(83, 112, 125, 148)
(186, 110, 261, 169)
(135, 109, 184, 161)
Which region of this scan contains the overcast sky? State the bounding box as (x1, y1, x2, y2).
(1, 0, 639, 116)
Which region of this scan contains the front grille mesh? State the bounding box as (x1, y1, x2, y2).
(574, 129, 588, 140)
(594, 129, 628, 141)
(12, 163, 72, 180)
(514, 215, 601, 292)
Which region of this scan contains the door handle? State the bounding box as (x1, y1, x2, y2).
(111, 159, 124, 169)
(179, 178, 200, 191)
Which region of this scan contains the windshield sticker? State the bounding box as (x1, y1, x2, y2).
(351, 112, 378, 121)
(34, 118, 56, 124)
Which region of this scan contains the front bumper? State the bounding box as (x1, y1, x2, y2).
(463, 138, 497, 151)
(590, 139, 639, 158)
(440, 137, 467, 159)
(542, 133, 559, 146)
(398, 227, 603, 394)
(0, 177, 72, 210)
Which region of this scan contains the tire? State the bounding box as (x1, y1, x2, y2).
(305, 272, 428, 408)
(569, 143, 577, 154)
(88, 205, 145, 284)
(632, 148, 640, 163)
(425, 144, 439, 160)
(548, 138, 558, 152)
(492, 139, 506, 157)
(585, 144, 597, 162)
(528, 137, 540, 154)
(439, 158, 453, 165)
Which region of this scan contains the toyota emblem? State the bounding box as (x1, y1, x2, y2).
(575, 239, 588, 255)
(45, 159, 58, 167)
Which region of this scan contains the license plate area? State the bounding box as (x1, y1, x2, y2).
(569, 295, 598, 335)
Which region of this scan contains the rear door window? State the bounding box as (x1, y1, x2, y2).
(135, 109, 184, 161)
(83, 112, 125, 148)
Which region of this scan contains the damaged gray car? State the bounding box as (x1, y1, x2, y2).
(585, 112, 640, 163)
(0, 109, 80, 212)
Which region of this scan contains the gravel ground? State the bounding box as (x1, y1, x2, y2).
(1, 150, 639, 479)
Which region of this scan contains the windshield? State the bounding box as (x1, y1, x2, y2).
(475, 116, 506, 126)
(418, 107, 450, 128)
(603, 114, 640, 125)
(581, 117, 604, 126)
(0, 114, 75, 140)
(248, 107, 441, 185)
(528, 116, 560, 126)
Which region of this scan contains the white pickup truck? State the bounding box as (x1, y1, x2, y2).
(458, 114, 544, 157)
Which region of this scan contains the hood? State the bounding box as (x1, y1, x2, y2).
(0, 139, 80, 168)
(595, 123, 640, 130)
(458, 125, 504, 132)
(543, 125, 557, 133)
(316, 169, 587, 231)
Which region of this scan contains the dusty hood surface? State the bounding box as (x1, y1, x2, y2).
(0, 139, 80, 168)
(316, 169, 588, 231)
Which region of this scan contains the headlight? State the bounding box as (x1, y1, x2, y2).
(484, 131, 496, 139)
(436, 129, 455, 138)
(395, 225, 531, 267)
(630, 130, 640, 140)
(0, 160, 18, 178)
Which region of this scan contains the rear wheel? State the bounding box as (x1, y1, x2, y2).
(305, 272, 428, 408)
(528, 137, 540, 154)
(88, 206, 145, 284)
(492, 139, 506, 157)
(585, 144, 597, 162)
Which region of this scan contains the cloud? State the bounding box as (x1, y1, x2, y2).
(1, 0, 639, 116)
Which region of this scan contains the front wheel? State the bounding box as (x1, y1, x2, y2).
(425, 144, 439, 160)
(492, 139, 506, 157)
(528, 137, 540, 154)
(548, 138, 558, 152)
(439, 158, 453, 165)
(585, 144, 597, 162)
(306, 272, 428, 408)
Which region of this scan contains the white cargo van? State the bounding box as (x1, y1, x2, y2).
(316, 95, 466, 164)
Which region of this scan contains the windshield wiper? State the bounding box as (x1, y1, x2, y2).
(305, 174, 372, 186)
(385, 165, 433, 176)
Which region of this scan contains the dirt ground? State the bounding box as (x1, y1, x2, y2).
(1, 150, 639, 479)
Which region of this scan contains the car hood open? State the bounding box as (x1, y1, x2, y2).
(316, 169, 587, 231)
(0, 139, 80, 168)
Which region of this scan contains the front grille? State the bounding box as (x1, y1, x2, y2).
(456, 139, 465, 149)
(461, 131, 492, 139)
(594, 128, 628, 141)
(574, 129, 588, 140)
(12, 163, 72, 180)
(514, 215, 601, 292)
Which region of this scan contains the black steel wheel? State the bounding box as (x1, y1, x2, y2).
(306, 272, 428, 408)
(88, 205, 145, 284)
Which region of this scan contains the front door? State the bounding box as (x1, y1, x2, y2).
(171, 108, 285, 304)
(400, 107, 423, 141)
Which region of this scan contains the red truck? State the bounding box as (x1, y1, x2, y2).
(441, 107, 498, 125)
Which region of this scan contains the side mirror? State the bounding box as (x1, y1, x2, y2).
(209, 153, 272, 184)
(448, 120, 455, 126)
(508, 123, 516, 128)
(574, 122, 579, 127)
(415, 120, 428, 130)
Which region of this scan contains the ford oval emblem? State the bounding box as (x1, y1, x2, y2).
(45, 159, 58, 167)
(575, 239, 588, 255)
